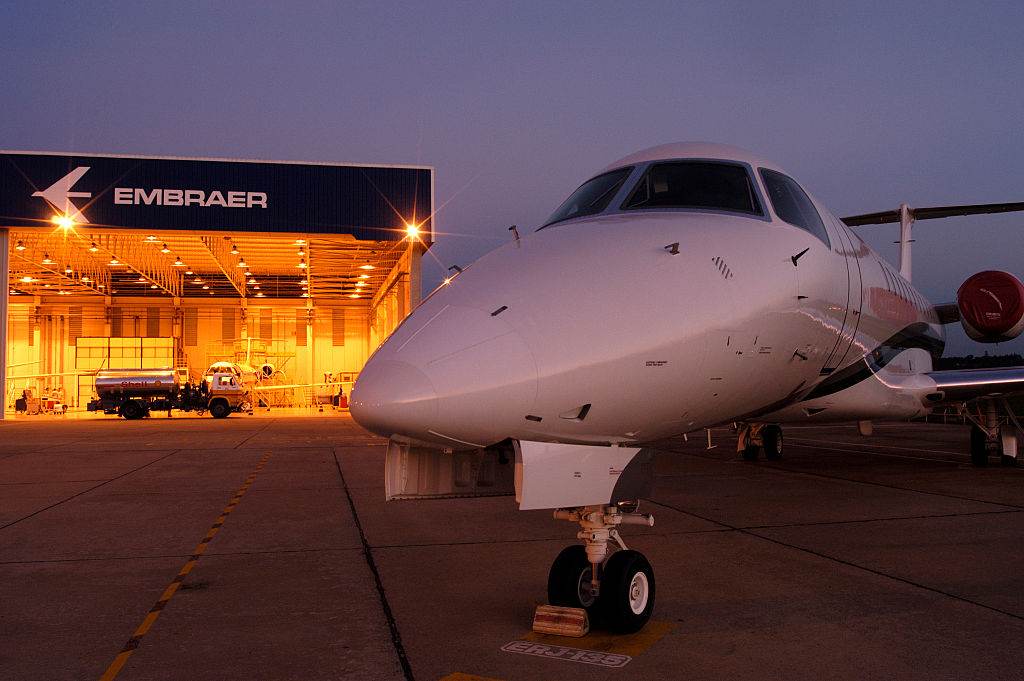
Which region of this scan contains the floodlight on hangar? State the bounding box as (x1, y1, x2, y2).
(405, 222, 420, 238)
(51, 214, 75, 230)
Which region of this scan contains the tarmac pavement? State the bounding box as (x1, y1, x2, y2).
(1, 415, 1022, 680)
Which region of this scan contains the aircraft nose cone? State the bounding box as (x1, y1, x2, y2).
(350, 359, 438, 439)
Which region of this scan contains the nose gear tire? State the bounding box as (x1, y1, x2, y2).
(598, 549, 655, 633)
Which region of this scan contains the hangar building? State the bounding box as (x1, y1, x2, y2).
(0, 151, 432, 418)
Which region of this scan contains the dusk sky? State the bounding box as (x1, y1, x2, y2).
(3, 1, 1022, 354)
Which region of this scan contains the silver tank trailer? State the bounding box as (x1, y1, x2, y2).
(94, 369, 180, 398)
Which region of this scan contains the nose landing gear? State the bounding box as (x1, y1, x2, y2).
(547, 505, 656, 633)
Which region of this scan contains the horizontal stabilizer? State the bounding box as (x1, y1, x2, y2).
(843, 201, 1024, 226)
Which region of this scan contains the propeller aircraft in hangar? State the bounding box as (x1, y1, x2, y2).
(350, 142, 1024, 634)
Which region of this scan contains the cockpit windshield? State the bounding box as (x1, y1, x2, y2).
(544, 167, 632, 227)
(622, 161, 763, 215)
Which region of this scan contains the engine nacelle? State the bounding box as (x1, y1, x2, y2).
(957, 270, 1024, 342)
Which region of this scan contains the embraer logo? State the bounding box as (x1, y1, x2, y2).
(113, 187, 268, 208)
(32, 167, 92, 222)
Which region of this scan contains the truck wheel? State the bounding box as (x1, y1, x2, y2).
(209, 400, 230, 419)
(120, 400, 145, 420)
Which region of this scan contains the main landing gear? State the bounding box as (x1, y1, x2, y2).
(547, 504, 655, 633)
(739, 423, 784, 461)
(968, 400, 1019, 467)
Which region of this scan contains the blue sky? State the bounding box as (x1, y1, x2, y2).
(3, 1, 1022, 354)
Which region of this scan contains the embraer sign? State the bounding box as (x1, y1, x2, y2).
(113, 187, 268, 208)
(0, 151, 432, 240)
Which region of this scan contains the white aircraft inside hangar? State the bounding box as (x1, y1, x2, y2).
(350, 142, 1024, 634)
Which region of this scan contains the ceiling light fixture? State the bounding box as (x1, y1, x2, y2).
(150, 284, 158, 289)
(15, 241, 26, 251)
(230, 243, 239, 255)
(185, 270, 193, 275)
(296, 259, 307, 269)
(202, 285, 210, 290)
(108, 258, 119, 266)
(174, 257, 184, 266)
(20, 276, 34, 283)
(294, 238, 305, 245)
(42, 253, 53, 264)
(348, 293, 361, 299)
(193, 277, 203, 284)
(248, 278, 257, 285)
(146, 235, 157, 242)
(160, 244, 171, 253)
(359, 263, 375, 270)
(237, 259, 248, 268)
(297, 247, 306, 257)
(89, 242, 99, 252)
(81, 276, 91, 282)
(64, 265, 73, 274)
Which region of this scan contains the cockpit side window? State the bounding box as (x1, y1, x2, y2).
(758, 168, 830, 245)
(621, 161, 763, 215)
(543, 167, 633, 227)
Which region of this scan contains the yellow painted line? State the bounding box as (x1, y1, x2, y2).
(521, 619, 675, 658)
(439, 674, 505, 681)
(97, 452, 272, 681)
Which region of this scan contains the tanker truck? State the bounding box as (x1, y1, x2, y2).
(87, 368, 251, 419)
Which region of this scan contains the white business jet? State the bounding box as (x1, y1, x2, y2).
(350, 143, 1024, 633)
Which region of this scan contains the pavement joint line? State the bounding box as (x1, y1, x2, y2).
(97, 451, 273, 681)
(333, 449, 415, 681)
(787, 436, 965, 457)
(0, 546, 363, 566)
(232, 419, 279, 449)
(0, 450, 184, 532)
(643, 499, 1024, 531)
(661, 445, 1024, 511)
(649, 497, 1024, 623)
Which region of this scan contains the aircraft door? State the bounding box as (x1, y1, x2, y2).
(818, 214, 863, 373)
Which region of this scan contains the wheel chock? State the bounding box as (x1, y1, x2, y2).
(532, 605, 589, 637)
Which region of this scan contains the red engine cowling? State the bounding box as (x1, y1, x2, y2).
(956, 270, 1024, 342)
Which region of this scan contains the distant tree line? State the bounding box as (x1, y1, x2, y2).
(934, 353, 1024, 370)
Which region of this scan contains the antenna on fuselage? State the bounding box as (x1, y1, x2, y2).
(508, 225, 520, 243)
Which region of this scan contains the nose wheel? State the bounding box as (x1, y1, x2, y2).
(548, 505, 656, 633)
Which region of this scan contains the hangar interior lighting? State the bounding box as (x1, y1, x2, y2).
(174, 257, 185, 266)
(294, 238, 305, 245)
(81, 276, 91, 283)
(348, 293, 360, 299)
(64, 265, 73, 274)
(297, 259, 307, 269)
(247, 278, 257, 285)
(355, 281, 366, 288)
(146, 235, 157, 241)
(42, 253, 53, 264)
(297, 247, 306, 257)
(237, 259, 248, 268)
(358, 273, 370, 279)
(108, 258, 119, 265)
(20, 276, 34, 283)
(15, 241, 26, 251)
(89, 242, 99, 252)
(150, 284, 158, 289)
(160, 244, 171, 253)
(230, 243, 239, 254)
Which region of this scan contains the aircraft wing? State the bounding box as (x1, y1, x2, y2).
(928, 367, 1024, 402)
(842, 201, 1024, 226)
